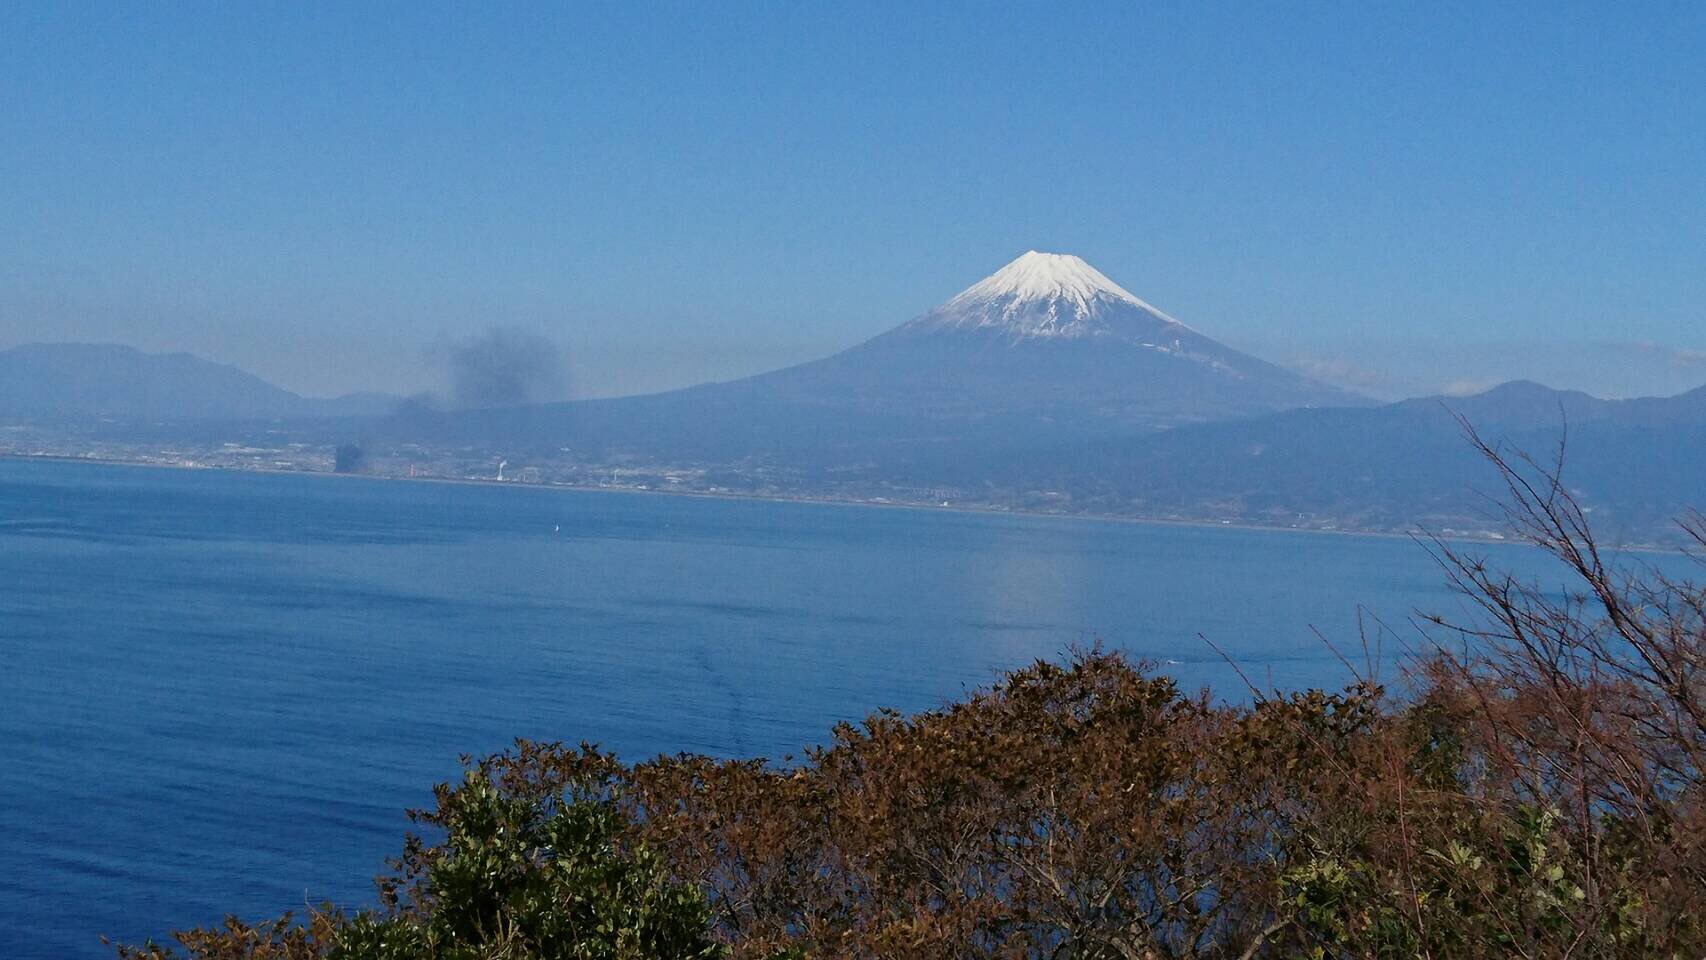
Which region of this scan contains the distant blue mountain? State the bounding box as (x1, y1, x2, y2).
(0, 343, 398, 422)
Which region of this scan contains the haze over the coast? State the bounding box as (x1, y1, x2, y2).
(6, 248, 1703, 547)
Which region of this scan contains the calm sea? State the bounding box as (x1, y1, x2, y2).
(0, 457, 1610, 956)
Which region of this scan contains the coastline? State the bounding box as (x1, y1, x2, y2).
(0, 449, 1581, 552)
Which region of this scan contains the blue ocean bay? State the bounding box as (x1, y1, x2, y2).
(0, 457, 1625, 957)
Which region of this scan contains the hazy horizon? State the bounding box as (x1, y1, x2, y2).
(8, 327, 1706, 406)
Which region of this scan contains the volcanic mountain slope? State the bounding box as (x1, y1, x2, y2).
(394, 252, 1363, 462)
(733, 250, 1358, 427)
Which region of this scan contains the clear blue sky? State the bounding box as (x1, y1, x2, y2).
(3, 2, 1703, 399)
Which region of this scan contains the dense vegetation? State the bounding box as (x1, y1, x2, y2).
(117, 438, 1706, 959)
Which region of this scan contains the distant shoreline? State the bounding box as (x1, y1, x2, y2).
(0, 449, 1588, 553)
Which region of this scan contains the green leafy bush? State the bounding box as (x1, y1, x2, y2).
(114, 767, 725, 960)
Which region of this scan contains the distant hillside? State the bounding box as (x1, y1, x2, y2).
(0, 343, 398, 422)
(954, 380, 1706, 541)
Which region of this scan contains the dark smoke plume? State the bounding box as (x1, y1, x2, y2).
(436, 328, 569, 409)
(333, 443, 366, 473)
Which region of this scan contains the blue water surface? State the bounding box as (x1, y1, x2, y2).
(0, 457, 1651, 956)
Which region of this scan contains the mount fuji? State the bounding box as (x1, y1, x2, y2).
(388, 252, 1363, 464)
(725, 250, 1358, 429)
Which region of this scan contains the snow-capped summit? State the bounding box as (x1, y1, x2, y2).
(907, 251, 1187, 340)
(952, 251, 1143, 308)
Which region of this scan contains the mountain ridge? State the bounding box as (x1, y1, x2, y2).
(0, 343, 400, 421)
(943, 378, 1706, 542)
